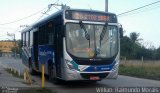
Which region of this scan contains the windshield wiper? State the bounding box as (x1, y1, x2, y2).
(100, 23, 108, 48)
(100, 23, 108, 40)
(79, 21, 90, 40)
(79, 21, 90, 48)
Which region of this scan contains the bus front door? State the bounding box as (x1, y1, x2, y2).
(33, 31, 39, 70)
(55, 25, 63, 78)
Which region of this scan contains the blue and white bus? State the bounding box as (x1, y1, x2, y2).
(21, 8, 123, 83)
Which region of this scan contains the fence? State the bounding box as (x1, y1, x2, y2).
(120, 60, 160, 68)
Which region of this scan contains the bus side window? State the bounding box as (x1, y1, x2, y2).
(30, 31, 33, 46)
(27, 31, 30, 46)
(48, 22, 55, 45)
(55, 24, 63, 50)
(22, 32, 26, 46)
(38, 28, 42, 45)
(38, 26, 47, 45)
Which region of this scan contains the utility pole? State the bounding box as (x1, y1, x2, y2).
(105, 0, 108, 12)
(13, 34, 16, 58)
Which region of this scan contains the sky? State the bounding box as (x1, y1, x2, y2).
(0, 0, 160, 48)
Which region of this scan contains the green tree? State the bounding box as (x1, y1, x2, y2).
(130, 32, 142, 43)
(120, 36, 134, 59)
(11, 39, 22, 57)
(156, 47, 160, 60)
(121, 32, 159, 60)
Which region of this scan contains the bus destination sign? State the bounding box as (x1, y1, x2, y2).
(72, 12, 109, 22)
(65, 10, 117, 23)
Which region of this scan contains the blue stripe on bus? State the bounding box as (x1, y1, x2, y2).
(83, 61, 116, 72)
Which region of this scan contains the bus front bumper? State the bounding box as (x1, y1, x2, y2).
(62, 64, 119, 81)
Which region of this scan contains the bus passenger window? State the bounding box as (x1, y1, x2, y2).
(22, 33, 26, 46)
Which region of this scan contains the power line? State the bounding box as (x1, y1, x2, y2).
(0, 27, 17, 30)
(0, 1, 60, 34)
(34, 8, 51, 23)
(120, 4, 160, 17)
(53, 5, 60, 10)
(0, 7, 47, 26)
(118, 0, 160, 16)
(35, 0, 60, 22)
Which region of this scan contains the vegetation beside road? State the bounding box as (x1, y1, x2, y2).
(5, 68, 23, 79)
(18, 88, 56, 93)
(119, 60, 160, 81)
(5, 68, 56, 93)
(121, 32, 160, 60)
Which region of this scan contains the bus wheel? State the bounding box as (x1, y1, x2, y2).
(48, 62, 60, 84)
(29, 59, 36, 75)
(48, 62, 54, 81)
(52, 66, 61, 84)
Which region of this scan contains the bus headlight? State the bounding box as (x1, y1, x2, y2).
(65, 59, 79, 70)
(65, 59, 74, 69)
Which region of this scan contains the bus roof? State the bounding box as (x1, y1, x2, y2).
(21, 10, 63, 33)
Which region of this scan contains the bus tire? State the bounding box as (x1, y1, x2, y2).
(52, 67, 61, 84)
(48, 61, 60, 84)
(48, 61, 54, 81)
(29, 58, 36, 75)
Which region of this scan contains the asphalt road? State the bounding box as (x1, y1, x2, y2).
(0, 57, 160, 93)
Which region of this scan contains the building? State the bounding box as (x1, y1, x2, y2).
(0, 41, 16, 57)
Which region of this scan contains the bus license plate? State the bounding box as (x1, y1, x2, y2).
(90, 76, 100, 80)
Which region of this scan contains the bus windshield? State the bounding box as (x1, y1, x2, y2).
(66, 23, 118, 58)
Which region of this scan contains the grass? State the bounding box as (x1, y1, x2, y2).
(5, 68, 23, 79)
(5, 68, 37, 85)
(119, 60, 160, 80)
(6, 68, 56, 93)
(18, 88, 56, 93)
(5, 68, 56, 93)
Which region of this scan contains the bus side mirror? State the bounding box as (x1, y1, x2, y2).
(119, 27, 123, 38)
